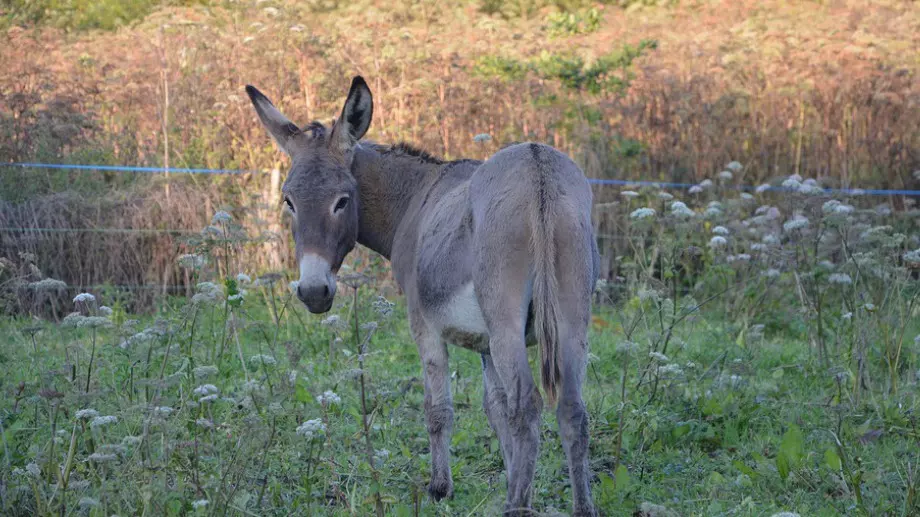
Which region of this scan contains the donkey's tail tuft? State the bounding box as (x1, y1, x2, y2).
(530, 176, 563, 408)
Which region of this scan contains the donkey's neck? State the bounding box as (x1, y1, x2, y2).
(350, 143, 442, 259)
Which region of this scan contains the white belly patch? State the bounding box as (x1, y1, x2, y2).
(439, 283, 488, 335)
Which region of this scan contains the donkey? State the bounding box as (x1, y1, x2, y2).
(246, 76, 599, 516)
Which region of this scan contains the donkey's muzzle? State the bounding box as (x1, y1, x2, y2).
(297, 281, 336, 313)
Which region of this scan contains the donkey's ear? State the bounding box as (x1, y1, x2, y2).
(245, 85, 305, 156)
(331, 76, 373, 154)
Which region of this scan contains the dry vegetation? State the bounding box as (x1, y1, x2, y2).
(1, 0, 919, 300)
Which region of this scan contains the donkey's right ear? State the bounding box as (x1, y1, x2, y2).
(245, 85, 306, 156)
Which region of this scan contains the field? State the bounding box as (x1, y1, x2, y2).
(2, 0, 920, 515)
(3, 184, 920, 516)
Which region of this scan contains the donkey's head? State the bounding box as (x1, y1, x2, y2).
(246, 77, 373, 313)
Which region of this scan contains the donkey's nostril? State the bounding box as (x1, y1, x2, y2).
(322, 285, 330, 298)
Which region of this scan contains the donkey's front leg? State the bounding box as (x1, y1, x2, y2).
(411, 317, 454, 500)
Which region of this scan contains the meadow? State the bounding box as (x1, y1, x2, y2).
(2, 176, 919, 516)
(2, 0, 920, 515)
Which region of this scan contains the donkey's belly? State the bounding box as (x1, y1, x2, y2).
(434, 282, 536, 353)
(436, 283, 490, 352)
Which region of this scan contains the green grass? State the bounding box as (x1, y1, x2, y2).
(2, 280, 918, 516)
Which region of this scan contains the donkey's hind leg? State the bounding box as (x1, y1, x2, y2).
(555, 318, 596, 517)
(409, 313, 454, 500)
(481, 352, 515, 481)
(475, 252, 542, 514)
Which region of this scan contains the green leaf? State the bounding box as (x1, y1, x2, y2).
(824, 447, 842, 471)
(614, 464, 632, 492)
(732, 459, 758, 478)
(776, 424, 805, 482)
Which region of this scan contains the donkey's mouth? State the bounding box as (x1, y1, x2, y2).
(301, 297, 334, 314)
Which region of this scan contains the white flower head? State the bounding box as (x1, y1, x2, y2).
(670, 201, 695, 218)
(630, 207, 656, 220)
(700, 179, 714, 188)
(192, 500, 209, 510)
(781, 178, 802, 190)
(473, 133, 492, 142)
(762, 268, 781, 278)
(249, 354, 277, 367)
(236, 273, 252, 284)
(317, 390, 342, 406)
(193, 365, 219, 379)
(76, 408, 99, 420)
(709, 236, 728, 249)
(621, 190, 640, 198)
(211, 210, 232, 224)
(90, 415, 118, 428)
(688, 185, 703, 194)
(288, 280, 300, 293)
(828, 273, 852, 285)
(718, 170, 733, 181)
(296, 419, 326, 439)
(783, 215, 810, 232)
(657, 191, 673, 200)
(178, 254, 206, 269)
(740, 192, 754, 200)
(903, 249, 920, 266)
(73, 293, 96, 304)
(755, 183, 771, 194)
(712, 226, 730, 236)
(649, 352, 670, 362)
(726, 161, 743, 172)
(193, 384, 219, 396)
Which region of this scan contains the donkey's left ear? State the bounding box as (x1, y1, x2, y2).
(331, 76, 373, 154)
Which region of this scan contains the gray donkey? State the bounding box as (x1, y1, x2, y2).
(246, 76, 599, 516)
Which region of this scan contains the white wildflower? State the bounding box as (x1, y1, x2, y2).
(263, 6, 280, 16)
(828, 273, 852, 285)
(473, 133, 492, 142)
(86, 453, 117, 462)
(621, 190, 640, 198)
(712, 226, 730, 236)
(193, 384, 219, 396)
(152, 406, 173, 417)
(769, 513, 801, 517)
(740, 192, 754, 200)
(372, 296, 395, 316)
(630, 207, 656, 219)
(783, 216, 809, 232)
(198, 394, 218, 404)
(762, 234, 779, 245)
(649, 352, 670, 362)
(781, 178, 802, 190)
(98, 305, 113, 317)
(762, 268, 781, 278)
(658, 364, 683, 376)
(688, 185, 703, 194)
(862, 303, 876, 312)
(28, 278, 67, 291)
(78, 316, 112, 329)
(374, 448, 391, 463)
(196, 418, 214, 429)
(903, 249, 920, 266)
(321, 315, 346, 329)
(210, 211, 232, 224)
(249, 354, 277, 366)
(296, 419, 326, 439)
(700, 179, 713, 188)
(726, 161, 743, 172)
(657, 191, 673, 200)
(73, 293, 96, 304)
(122, 435, 142, 446)
(755, 184, 771, 194)
(192, 499, 209, 509)
(177, 254, 206, 269)
(193, 365, 219, 379)
(670, 201, 695, 218)
(75, 408, 99, 420)
(616, 341, 638, 355)
(718, 170, 733, 181)
(709, 236, 728, 249)
(90, 415, 117, 428)
(317, 390, 341, 406)
(236, 273, 252, 284)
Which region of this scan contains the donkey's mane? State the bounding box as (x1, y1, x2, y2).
(377, 142, 446, 165)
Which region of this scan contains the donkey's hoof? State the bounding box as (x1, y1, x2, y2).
(427, 478, 453, 501)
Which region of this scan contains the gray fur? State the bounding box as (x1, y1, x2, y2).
(247, 77, 599, 516)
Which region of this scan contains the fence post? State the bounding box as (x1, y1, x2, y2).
(264, 166, 283, 271)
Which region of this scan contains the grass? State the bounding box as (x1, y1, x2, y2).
(2, 273, 919, 516)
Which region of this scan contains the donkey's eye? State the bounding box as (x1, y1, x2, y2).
(333, 196, 349, 214)
(284, 197, 295, 213)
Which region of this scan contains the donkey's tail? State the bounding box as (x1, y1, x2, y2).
(530, 179, 563, 408)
